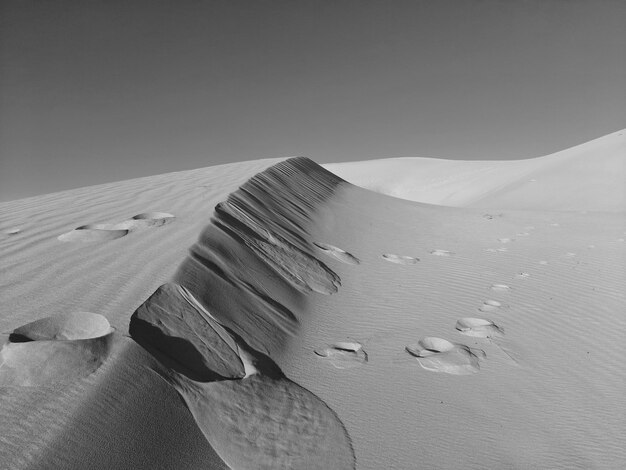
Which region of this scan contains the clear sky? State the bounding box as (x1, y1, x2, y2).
(1, 0, 624, 201)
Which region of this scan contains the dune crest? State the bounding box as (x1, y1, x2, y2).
(173, 157, 347, 355)
(126, 158, 356, 468)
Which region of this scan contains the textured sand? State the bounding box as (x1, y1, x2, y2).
(1, 133, 625, 469)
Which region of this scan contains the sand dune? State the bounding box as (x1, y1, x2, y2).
(325, 129, 625, 211)
(1, 133, 625, 469)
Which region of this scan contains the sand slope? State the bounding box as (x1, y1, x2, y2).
(325, 129, 625, 211)
(1, 138, 625, 469)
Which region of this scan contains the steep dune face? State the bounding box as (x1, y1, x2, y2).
(325, 129, 625, 211)
(173, 158, 347, 355)
(1, 138, 624, 469)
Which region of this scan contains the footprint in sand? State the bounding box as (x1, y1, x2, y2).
(4, 228, 22, 236)
(58, 212, 175, 242)
(486, 247, 510, 253)
(0, 312, 114, 386)
(314, 243, 360, 265)
(455, 318, 504, 338)
(113, 212, 176, 230)
(479, 300, 507, 313)
(57, 224, 129, 242)
(315, 341, 368, 369)
(490, 284, 511, 292)
(430, 249, 453, 257)
(382, 254, 419, 265)
(405, 337, 485, 375)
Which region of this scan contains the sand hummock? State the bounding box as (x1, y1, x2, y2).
(1, 133, 625, 469)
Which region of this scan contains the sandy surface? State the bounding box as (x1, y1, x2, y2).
(1, 133, 625, 469)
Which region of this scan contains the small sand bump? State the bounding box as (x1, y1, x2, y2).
(430, 249, 453, 257)
(549, 223, 560, 227)
(516, 232, 530, 237)
(405, 337, 484, 375)
(315, 341, 368, 369)
(496, 247, 508, 252)
(516, 272, 531, 279)
(490, 284, 511, 292)
(455, 318, 504, 338)
(382, 254, 419, 264)
(617, 238, 624, 242)
(564, 252, 577, 258)
(524, 226, 535, 230)
(4, 228, 21, 235)
(539, 260, 549, 265)
(498, 238, 514, 243)
(314, 243, 361, 265)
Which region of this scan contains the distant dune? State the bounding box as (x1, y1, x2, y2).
(1, 133, 624, 469)
(325, 129, 625, 211)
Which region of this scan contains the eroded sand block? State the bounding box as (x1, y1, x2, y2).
(0, 312, 114, 386)
(130, 283, 245, 381)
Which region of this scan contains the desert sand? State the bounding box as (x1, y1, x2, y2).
(1, 132, 625, 469)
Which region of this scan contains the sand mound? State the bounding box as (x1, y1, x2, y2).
(0, 312, 113, 386)
(11, 311, 112, 341)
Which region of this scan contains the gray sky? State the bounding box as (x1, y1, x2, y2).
(1, 0, 624, 202)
